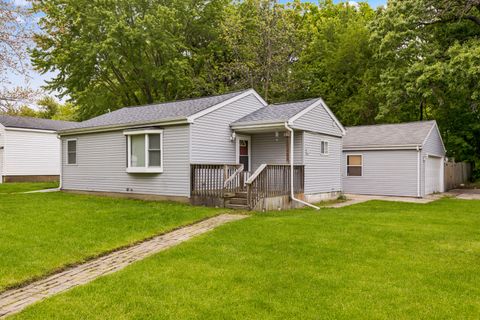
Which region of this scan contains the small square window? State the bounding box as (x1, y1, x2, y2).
(347, 155, 362, 176)
(320, 141, 329, 155)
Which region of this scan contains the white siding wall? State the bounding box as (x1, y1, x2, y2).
(251, 132, 303, 171)
(342, 150, 419, 197)
(291, 104, 343, 136)
(190, 94, 265, 164)
(304, 132, 342, 194)
(3, 129, 61, 176)
(62, 125, 190, 197)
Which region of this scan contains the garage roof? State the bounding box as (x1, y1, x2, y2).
(344, 121, 437, 149)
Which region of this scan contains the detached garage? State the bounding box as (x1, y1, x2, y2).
(342, 121, 446, 198)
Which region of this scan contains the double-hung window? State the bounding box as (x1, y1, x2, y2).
(320, 141, 329, 155)
(346, 155, 362, 177)
(67, 139, 77, 165)
(124, 130, 163, 173)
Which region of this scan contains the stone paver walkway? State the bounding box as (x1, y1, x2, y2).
(0, 214, 247, 319)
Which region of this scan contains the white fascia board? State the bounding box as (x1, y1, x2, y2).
(422, 121, 447, 154)
(343, 144, 422, 151)
(59, 118, 189, 136)
(187, 89, 267, 123)
(287, 98, 346, 135)
(230, 121, 286, 130)
(5, 127, 56, 134)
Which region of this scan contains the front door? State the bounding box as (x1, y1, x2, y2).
(237, 136, 251, 172)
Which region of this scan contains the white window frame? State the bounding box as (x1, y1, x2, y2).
(346, 154, 363, 177)
(124, 129, 163, 173)
(66, 139, 78, 165)
(320, 140, 329, 156)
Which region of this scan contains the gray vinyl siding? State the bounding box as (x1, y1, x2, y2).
(421, 124, 445, 196)
(304, 132, 342, 194)
(342, 150, 419, 197)
(422, 125, 445, 157)
(190, 94, 265, 164)
(251, 132, 303, 171)
(62, 125, 190, 197)
(291, 104, 343, 136)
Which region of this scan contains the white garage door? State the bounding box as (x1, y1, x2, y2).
(425, 156, 442, 194)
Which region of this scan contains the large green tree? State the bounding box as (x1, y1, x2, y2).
(31, 0, 228, 120)
(371, 0, 480, 175)
(290, 1, 379, 125)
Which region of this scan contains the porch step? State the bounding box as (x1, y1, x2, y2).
(228, 197, 248, 205)
(234, 192, 248, 198)
(225, 203, 250, 210)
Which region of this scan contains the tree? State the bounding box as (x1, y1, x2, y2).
(0, 0, 37, 112)
(217, 0, 305, 102)
(31, 0, 229, 120)
(371, 0, 480, 176)
(290, 0, 379, 125)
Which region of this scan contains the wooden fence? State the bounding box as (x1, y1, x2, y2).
(444, 161, 472, 190)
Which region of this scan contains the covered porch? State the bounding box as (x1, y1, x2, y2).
(191, 124, 306, 211)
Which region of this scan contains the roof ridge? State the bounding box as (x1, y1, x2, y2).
(111, 89, 251, 112)
(269, 97, 320, 107)
(346, 120, 435, 129)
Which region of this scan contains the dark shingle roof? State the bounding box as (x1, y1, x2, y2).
(232, 98, 319, 125)
(63, 90, 250, 131)
(0, 115, 76, 131)
(344, 121, 436, 148)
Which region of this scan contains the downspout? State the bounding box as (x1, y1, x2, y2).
(417, 145, 420, 198)
(58, 135, 63, 190)
(284, 123, 320, 210)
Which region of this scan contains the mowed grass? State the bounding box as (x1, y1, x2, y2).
(13, 198, 480, 319)
(0, 182, 59, 194)
(0, 192, 223, 291)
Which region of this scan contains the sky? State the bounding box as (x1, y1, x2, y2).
(6, 0, 387, 103)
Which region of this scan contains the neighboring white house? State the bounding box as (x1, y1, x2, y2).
(0, 115, 76, 183)
(342, 121, 446, 197)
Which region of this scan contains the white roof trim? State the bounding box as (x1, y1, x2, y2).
(422, 121, 447, 153)
(187, 89, 267, 123)
(231, 121, 285, 130)
(59, 118, 189, 136)
(287, 98, 346, 135)
(4, 127, 57, 134)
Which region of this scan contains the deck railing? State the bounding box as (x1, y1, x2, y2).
(191, 164, 245, 198)
(246, 164, 304, 210)
(191, 164, 304, 210)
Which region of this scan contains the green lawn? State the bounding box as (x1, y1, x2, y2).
(0, 192, 223, 291)
(12, 198, 480, 319)
(0, 182, 59, 194)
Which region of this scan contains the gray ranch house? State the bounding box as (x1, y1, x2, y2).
(342, 121, 446, 197)
(58, 89, 345, 210)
